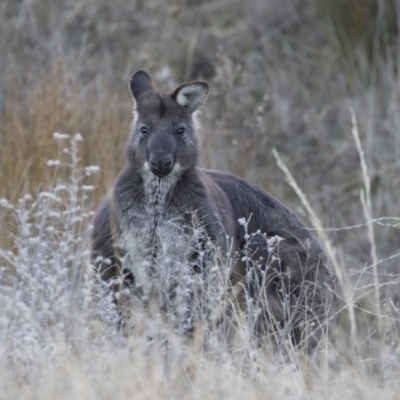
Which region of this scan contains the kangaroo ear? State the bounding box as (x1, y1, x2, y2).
(130, 70, 154, 100)
(172, 82, 209, 113)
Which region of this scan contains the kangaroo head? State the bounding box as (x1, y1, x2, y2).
(127, 70, 209, 178)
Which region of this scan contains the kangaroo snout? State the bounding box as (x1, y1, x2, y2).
(149, 153, 174, 178)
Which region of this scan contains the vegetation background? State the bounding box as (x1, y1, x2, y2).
(1, 0, 400, 398)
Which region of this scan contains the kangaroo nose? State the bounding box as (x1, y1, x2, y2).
(149, 154, 174, 178)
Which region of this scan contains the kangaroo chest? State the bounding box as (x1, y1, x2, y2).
(118, 174, 195, 289)
(115, 172, 225, 332)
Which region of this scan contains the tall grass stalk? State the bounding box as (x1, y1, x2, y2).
(272, 148, 357, 343)
(350, 109, 382, 337)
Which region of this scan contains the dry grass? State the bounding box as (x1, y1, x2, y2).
(0, 62, 129, 203)
(1, 0, 400, 398)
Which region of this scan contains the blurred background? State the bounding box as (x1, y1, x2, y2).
(0, 0, 399, 286)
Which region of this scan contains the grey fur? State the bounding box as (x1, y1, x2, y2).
(91, 70, 336, 347)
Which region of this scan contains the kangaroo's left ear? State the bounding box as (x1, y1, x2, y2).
(130, 70, 154, 101)
(172, 82, 209, 113)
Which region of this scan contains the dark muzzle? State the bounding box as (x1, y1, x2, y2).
(149, 153, 174, 178)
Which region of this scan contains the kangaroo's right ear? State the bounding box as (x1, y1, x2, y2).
(129, 70, 154, 100)
(172, 82, 209, 113)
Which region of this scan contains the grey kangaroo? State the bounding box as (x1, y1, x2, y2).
(91, 70, 336, 348)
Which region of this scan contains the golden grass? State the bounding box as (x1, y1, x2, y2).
(0, 61, 130, 206)
(0, 61, 133, 248)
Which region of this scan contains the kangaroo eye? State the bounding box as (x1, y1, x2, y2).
(176, 127, 185, 135)
(140, 127, 149, 135)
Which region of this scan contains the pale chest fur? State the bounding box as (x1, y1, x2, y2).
(118, 170, 194, 291)
(113, 169, 228, 330)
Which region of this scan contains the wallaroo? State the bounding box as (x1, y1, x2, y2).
(91, 70, 337, 349)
